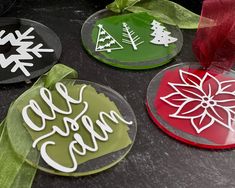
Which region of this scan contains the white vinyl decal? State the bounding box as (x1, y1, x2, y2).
(95, 24, 123, 53)
(150, 20, 177, 46)
(160, 70, 235, 133)
(0, 27, 54, 76)
(122, 22, 144, 50)
(22, 82, 133, 173)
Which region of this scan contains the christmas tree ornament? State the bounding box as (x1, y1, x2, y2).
(82, 9, 183, 69)
(95, 24, 123, 53)
(0, 18, 61, 84)
(1, 64, 137, 178)
(146, 0, 235, 149)
(122, 22, 144, 50)
(150, 20, 178, 47)
(0, 0, 16, 16)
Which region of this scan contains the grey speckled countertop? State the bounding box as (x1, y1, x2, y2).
(2, 0, 235, 188)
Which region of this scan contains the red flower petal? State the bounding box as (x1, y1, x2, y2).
(179, 70, 201, 86)
(160, 92, 187, 107)
(214, 93, 235, 108)
(201, 73, 220, 97)
(191, 114, 214, 133)
(171, 100, 205, 118)
(207, 106, 232, 130)
(221, 80, 235, 93)
(170, 83, 205, 100)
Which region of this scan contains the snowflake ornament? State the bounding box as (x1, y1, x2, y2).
(0, 27, 54, 77)
(161, 70, 235, 133)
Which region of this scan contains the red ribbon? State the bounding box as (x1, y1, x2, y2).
(192, 0, 235, 71)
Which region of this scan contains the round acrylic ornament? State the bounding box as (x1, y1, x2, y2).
(146, 63, 235, 149)
(0, 0, 16, 16)
(81, 9, 183, 70)
(7, 80, 137, 176)
(0, 18, 61, 84)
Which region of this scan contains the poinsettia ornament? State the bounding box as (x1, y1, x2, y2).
(161, 70, 235, 134)
(146, 0, 235, 149)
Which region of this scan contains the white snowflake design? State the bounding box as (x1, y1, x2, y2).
(160, 70, 235, 134)
(0, 27, 54, 77)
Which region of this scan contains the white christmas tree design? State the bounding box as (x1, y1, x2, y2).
(122, 22, 144, 50)
(95, 24, 123, 53)
(0, 27, 54, 77)
(150, 20, 178, 47)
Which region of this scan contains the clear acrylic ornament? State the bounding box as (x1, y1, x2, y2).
(147, 63, 235, 149)
(81, 9, 183, 70)
(0, 18, 61, 84)
(7, 80, 137, 176)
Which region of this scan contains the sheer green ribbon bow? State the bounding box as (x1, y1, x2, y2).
(0, 64, 78, 188)
(107, 0, 200, 29)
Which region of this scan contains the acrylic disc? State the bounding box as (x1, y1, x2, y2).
(82, 9, 183, 70)
(7, 80, 137, 176)
(147, 63, 235, 149)
(0, 18, 61, 84)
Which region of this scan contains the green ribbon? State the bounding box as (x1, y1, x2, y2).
(107, 0, 200, 29)
(0, 64, 78, 188)
(34, 63, 78, 89)
(0, 125, 36, 188)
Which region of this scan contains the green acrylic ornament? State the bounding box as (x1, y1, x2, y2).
(4, 64, 137, 177)
(82, 10, 183, 69)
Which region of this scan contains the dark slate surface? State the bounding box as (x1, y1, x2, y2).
(2, 0, 235, 188)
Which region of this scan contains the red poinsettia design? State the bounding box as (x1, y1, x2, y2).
(160, 70, 235, 134)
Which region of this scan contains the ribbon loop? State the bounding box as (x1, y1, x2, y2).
(192, 0, 235, 71)
(34, 64, 78, 89)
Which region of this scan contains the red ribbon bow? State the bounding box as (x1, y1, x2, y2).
(193, 0, 235, 71)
